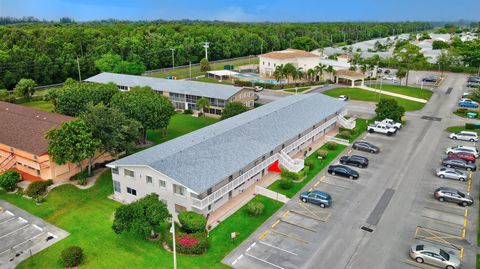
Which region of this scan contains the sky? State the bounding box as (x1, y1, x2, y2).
(0, 0, 479, 22)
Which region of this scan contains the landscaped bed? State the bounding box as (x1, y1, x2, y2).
(323, 87, 426, 111)
(446, 125, 480, 135)
(368, 84, 433, 100)
(453, 108, 479, 119)
(335, 118, 368, 142)
(268, 143, 347, 198)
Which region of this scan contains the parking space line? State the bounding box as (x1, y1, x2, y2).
(231, 254, 243, 265)
(5, 210, 14, 216)
(271, 220, 280, 228)
(270, 229, 309, 244)
(280, 219, 317, 232)
(0, 224, 30, 239)
(10, 232, 45, 251)
(294, 201, 330, 221)
(347, 149, 353, 154)
(0, 217, 16, 225)
(245, 253, 285, 269)
(246, 242, 256, 252)
(281, 210, 289, 218)
(403, 259, 442, 269)
(423, 206, 464, 217)
(320, 180, 351, 190)
(414, 226, 463, 250)
(460, 248, 464, 258)
(258, 241, 298, 256)
(258, 230, 269, 240)
(420, 215, 464, 229)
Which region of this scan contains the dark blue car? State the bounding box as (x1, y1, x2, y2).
(299, 190, 332, 208)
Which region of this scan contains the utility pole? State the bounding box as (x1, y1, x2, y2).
(76, 57, 82, 82)
(202, 42, 210, 60)
(189, 61, 192, 80)
(170, 220, 177, 269)
(170, 48, 175, 69)
(260, 41, 263, 54)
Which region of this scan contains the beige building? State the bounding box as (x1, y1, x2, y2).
(258, 48, 320, 77)
(86, 72, 255, 117)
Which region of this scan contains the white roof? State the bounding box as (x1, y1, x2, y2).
(207, 70, 239, 76)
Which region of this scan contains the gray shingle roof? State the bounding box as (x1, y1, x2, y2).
(85, 72, 245, 100)
(109, 93, 345, 194)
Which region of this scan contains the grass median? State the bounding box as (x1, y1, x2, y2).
(369, 84, 433, 100)
(323, 87, 426, 111)
(268, 144, 347, 198)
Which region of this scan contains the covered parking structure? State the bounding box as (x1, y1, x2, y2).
(335, 70, 366, 87)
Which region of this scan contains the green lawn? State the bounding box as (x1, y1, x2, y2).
(147, 113, 219, 145)
(19, 100, 54, 112)
(192, 77, 234, 85)
(453, 108, 479, 119)
(337, 118, 368, 142)
(147, 57, 259, 79)
(369, 84, 433, 100)
(0, 171, 282, 269)
(284, 87, 310, 93)
(268, 144, 347, 198)
(323, 87, 426, 111)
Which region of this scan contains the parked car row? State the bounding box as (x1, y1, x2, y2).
(467, 75, 480, 88)
(367, 118, 402, 136)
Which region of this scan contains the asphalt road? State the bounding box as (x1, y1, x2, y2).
(224, 73, 478, 269)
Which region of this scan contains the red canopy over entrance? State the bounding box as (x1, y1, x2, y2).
(268, 160, 282, 173)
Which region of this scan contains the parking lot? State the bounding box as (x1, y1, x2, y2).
(0, 200, 68, 269)
(225, 73, 477, 269)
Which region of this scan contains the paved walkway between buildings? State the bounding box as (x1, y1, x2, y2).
(358, 85, 428, 103)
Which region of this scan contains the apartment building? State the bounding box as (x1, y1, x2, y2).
(107, 93, 355, 218)
(0, 102, 111, 181)
(85, 72, 255, 117)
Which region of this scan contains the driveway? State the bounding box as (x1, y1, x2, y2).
(224, 73, 478, 269)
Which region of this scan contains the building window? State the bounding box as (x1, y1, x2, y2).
(173, 184, 186, 196)
(112, 167, 119, 174)
(124, 169, 134, 177)
(113, 180, 121, 193)
(146, 176, 153, 184)
(175, 204, 187, 213)
(127, 187, 137, 196)
(270, 150, 273, 156)
(159, 179, 166, 188)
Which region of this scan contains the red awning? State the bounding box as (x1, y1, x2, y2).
(268, 160, 282, 173)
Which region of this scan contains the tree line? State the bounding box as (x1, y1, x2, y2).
(0, 21, 431, 89)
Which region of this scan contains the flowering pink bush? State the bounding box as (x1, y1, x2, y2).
(177, 234, 199, 248)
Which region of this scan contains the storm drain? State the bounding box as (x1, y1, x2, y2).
(421, 116, 442, 121)
(361, 226, 374, 233)
(446, 87, 453, 94)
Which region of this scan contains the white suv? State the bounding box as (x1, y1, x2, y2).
(446, 145, 479, 158)
(449, 131, 478, 142)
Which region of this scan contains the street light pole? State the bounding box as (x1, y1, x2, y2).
(171, 219, 177, 269)
(189, 61, 192, 80)
(170, 48, 175, 69)
(203, 42, 210, 60)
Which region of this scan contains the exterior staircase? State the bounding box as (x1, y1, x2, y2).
(0, 154, 15, 173)
(338, 110, 356, 129)
(278, 150, 304, 173)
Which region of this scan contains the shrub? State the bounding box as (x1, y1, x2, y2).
(71, 170, 88, 185)
(337, 130, 352, 140)
(178, 211, 207, 233)
(35, 196, 46, 204)
(281, 170, 301, 181)
(246, 200, 265, 216)
(165, 230, 208, 255)
(279, 179, 293, 190)
(183, 109, 193, 114)
(317, 149, 328, 159)
(326, 142, 338, 150)
(303, 165, 310, 175)
(24, 179, 53, 198)
(61, 246, 84, 268)
(465, 123, 480, 130)
(0, 171, 21, 192)
(304, 159, 314, 169)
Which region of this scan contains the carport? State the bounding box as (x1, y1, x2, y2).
(335, 69, 365, 87)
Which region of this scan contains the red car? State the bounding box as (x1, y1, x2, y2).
(448, 152, 476, 164)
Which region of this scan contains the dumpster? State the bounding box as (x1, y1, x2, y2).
(467, 112, 477, 119)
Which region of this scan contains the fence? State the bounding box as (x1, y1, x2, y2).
(255, 185, 289, 203)
(143, 55, 257, 75)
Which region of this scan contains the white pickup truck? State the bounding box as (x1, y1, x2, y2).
(367, 123, 397, 136)
(374, 118, 402, 130)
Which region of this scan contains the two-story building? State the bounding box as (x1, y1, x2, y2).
(107, 93, 354, 219)
(85, 72, 255, 117)
(0, 102, 111, 181)
(258, 48, 320, 77)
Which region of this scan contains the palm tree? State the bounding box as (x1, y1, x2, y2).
(273, 64, 286, 83)
(325, 65, 335, 82)
(292, 67, 303, 83)
(307, 68, 315, 82)
(360, 64, 368, 76)
(349, 53, 361, 71)
(196, 97, 210, 125)
(283, 63, 296, 85)
(314, 64, 326, 82)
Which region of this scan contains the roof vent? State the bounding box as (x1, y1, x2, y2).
(43, 117, 47, 120)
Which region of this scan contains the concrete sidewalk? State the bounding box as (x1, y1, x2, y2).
(358, 85, 428, 103)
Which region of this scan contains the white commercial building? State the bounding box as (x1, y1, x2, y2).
(107, 93, 354, 219)
(258, 49, 320, 77)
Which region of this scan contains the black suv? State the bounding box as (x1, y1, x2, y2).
(442, 158, 476, 171)
(339, 155, 369, 168)
(352, 141, 380, 154)
(327, 165, 359, 180)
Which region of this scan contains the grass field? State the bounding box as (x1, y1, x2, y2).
(146, 57, 259, 79)
(19, 100, 54, 112)
(191, 77, 234, 85)
(369, 84, 433, 100)
(0, 171, 282, 269)
(284, 87, 310, 93)
(323, 87, 426, 111)
(268, 144, 347, 198)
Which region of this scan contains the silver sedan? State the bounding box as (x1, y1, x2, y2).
(410, 244, 461, 269)
(435, 167, 468, 182)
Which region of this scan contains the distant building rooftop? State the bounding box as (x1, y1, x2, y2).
(259, 48, 319, 60)
(108, 93, 345, 194)
(85, 72, 247, 100)
(0, 102, 73, 155)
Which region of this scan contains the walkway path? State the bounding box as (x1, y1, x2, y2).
(358, 85, 428, 103)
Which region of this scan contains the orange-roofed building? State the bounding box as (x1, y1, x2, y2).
(0, 101, 111, 181)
